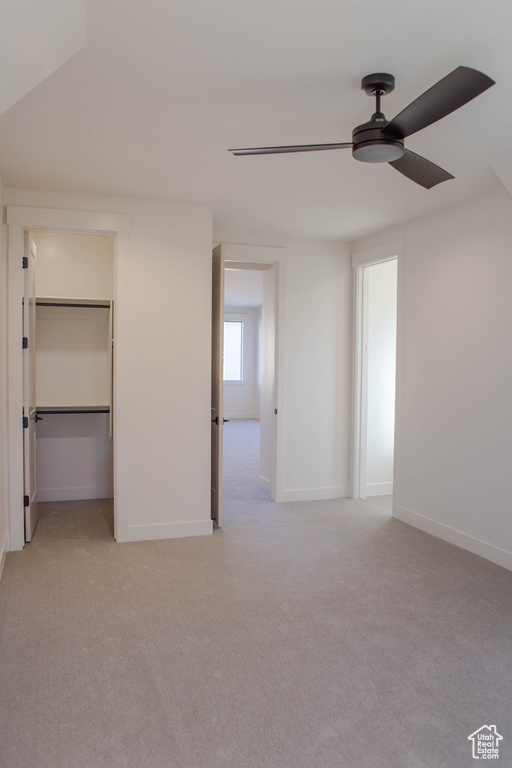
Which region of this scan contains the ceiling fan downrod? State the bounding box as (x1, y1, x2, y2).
(373, 90, 384, 119)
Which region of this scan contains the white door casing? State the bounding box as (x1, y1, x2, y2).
(7, 206, 130, 551)
(23, 233, 38, 541)
(220, 244, 286, 501)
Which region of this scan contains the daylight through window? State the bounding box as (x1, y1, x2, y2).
(224, 321, 243, 381)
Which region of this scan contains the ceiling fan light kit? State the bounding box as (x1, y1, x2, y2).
(229, 66, 495, 188)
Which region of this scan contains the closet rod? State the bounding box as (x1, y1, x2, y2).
(36, 302, 110, 309)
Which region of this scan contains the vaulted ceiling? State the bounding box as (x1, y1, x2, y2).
(0, 0, 86, 117)
(0, 0, 510, 241)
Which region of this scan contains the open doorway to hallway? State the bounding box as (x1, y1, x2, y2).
(222, 267, 271, 512)
(353, 244, 399, 515)
(211, 243, 283, 527)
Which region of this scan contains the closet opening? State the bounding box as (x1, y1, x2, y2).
(23, 230, 116, 543)
(352, 243, 399, 515)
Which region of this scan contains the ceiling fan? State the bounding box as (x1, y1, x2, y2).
(229, 67, 495, 189)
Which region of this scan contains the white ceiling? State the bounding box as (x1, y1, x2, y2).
(224, 269, 263, 308)
(0, 0, 510, 241)
(0, 0, 86, 116)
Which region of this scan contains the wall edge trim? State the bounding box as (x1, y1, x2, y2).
(366, 482, 393, 496)
(117, 519, 213, 543)
(277, 486, 350, 503)
(0, 533, 9, 581)
(37, 486, 114, 503)
(258, 475, 271, 491)
(394, 505, 512, 572)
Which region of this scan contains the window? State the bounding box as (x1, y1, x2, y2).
(224, 320, 244, 382)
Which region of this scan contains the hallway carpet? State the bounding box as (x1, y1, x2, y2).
(223, 417, 270, 505)
(1, 421, 511, 767)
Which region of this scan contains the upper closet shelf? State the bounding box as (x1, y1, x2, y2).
(36, 296, 112, 308)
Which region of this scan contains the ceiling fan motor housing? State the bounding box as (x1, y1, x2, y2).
(352, 119, 404, 163)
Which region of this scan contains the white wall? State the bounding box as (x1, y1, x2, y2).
(215, 231, 353, 502)
(353, 184, 512, 570)
(33, 231, 115, 299)
(36, 305, 111, 408)
(223, 307, 261, 419)
(365, 259, 397, 496)
(282, 240, 352, 501)
(36, 414, 113, 502)
(0, 173, 7, 576)
(4, 188, 213, 543)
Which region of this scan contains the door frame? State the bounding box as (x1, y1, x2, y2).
(7, 206, 130, 551)
(217, 243, 286, 503)
(23, 233, 38, 541)
(351, 239, 403, 507)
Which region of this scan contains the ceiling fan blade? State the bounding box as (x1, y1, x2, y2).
(389, 149, 454, 189)
(386, 66, 495, 139)
(229, 142, 352, 156)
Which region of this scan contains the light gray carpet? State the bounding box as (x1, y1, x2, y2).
(223, 417, 271, 505)
(1, 419, 511, 768)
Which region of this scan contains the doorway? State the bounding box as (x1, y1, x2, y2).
(211, 244, 284, 526)
(223, 267, 269, 506)
(27, 230, 115, 542)
(352, 241, 401, 507)
(7, 205, 130, 551)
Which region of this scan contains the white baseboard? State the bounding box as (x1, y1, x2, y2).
(277, 486, 350, 503)
(395, 505, 512, 572)
(258, 475, 271, 491)
(0, 532, 8, 582)
(224, 414, 260, 420)
(38, 485, 114, 502)
(366, 481, 393, 496)
(117, 519, 213, 543)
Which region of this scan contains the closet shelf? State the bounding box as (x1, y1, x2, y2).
(36, 296, 112, 309)
(37, 404, 111, 414)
